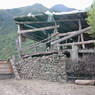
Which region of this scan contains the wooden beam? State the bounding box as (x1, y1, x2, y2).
(57, 29, 91, 37)
(15, 19, 85, 24)
(22, 51, 58, 58)
(58, 40, 95, 46)
(79, 49, 95, 53)
(58, 32, 77, 37)
(63, 49, 95, 53)
(51, 27, 91, 45)
(18, 25, 60, 34)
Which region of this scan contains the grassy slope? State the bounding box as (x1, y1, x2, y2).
(0, 4, 48, 59)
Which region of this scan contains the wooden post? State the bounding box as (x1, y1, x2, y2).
(18, 25, 22, 49)
(78, 19, 85, 49)
(54, 24, 60, 51)
(34, 41, 37, 53)
(16, 40, 21, 58)
(71, 45, 78, 64)
(17, 25, 22, 57)
(81, 34, 85, 49)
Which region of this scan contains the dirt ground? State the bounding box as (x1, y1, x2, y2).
(0, 79, 95, 95)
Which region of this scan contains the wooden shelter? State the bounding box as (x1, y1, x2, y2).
(14, 11, 95, 61)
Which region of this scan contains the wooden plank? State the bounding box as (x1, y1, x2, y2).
(0, 69, 12, 72)
(58, 40, 95, 46)
(0, 61, 8, 64)
(51, 27, 91, 45)
(0, 64, 12, 68)
(0, 72, 13, 74)
(18, 25, 60, 34)
(0, 60, 13, 74)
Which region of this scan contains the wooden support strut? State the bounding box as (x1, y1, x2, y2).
(57, 29, 91, 37)
(58, 40, 95, 46)
(51, 27, 91, 45)
(18, 25, 60, 34)
(78, 19, 85, 49)
(19, 28, 91, 52)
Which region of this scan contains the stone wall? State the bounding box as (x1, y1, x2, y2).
(16, 54, 67, 82)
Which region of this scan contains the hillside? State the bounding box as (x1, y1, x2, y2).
(0, 3, 77, 59)
(0, 4, 48, 59)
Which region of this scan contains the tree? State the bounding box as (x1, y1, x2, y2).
(87, 2, 95, 37)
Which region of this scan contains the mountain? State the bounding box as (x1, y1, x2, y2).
(50, 4, 76, 12)
(0, 3, 48, 59)
(0, 3, 48, 34)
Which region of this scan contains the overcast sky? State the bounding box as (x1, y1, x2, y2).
(0, 0, 94, 10)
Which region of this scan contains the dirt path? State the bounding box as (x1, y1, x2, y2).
(0, 79, 94, 95)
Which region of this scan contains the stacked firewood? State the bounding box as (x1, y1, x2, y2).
(15, 54, 67, 82)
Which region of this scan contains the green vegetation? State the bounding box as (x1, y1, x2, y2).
(0, 4, 48, 60)
(87, 2, 95, 37)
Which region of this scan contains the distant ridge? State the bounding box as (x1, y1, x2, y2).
(50, 4, 77, 12)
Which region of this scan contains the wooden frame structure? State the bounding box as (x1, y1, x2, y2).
(16, 18, 95, 63)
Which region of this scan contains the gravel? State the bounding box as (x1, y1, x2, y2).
(0, 79, 95, 95)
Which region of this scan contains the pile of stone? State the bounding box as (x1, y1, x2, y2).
(15, 54, 67, 82)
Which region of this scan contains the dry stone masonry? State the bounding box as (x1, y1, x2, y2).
(15, 54, 67, 82)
